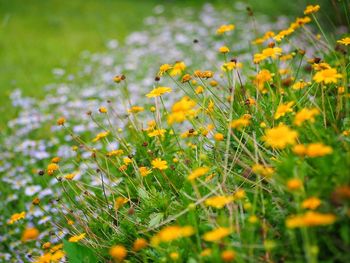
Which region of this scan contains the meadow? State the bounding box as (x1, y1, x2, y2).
(1, 1, 349, 262)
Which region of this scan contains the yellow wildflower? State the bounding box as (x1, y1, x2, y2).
(216, 24, 235, 34)
(254, 69, 272, 93)
(68, 233, 86, 242)
(287, 178, 303, 191)
(230, 116, 250, 130)
(115, 197, 128, 210)
(110, 245, 127, 262)
(205, 196, 233, 209)
(158, 64, 172, 76)
(47, 163, 59, 175)
(292, 80, 309, 90)
(302, 197, 321, 210)
(148, 129, 166, 138)
(214, 133, 224, 141)
(221, 250, 236, 262)
(304, 4, 320, 15)
(188, 167, 210, 181)
(262, 124, 298, 149)
(252, 164, 274, 177)
(99, 106, 107, 113)
(337, 37, 350, 46)
(202, 227, 231, 242)
(22, 227, 39, 242)
(92, 131, 109, 142)
(128, 106, 144, 114)
(294, 108, 320, 126)
(57, 117, 66, 126)
(106, 149, 124, 157)
(313, 68, 342, 84)
(167, 96, 197, 124)
(305, 143, 333, 157)
(170, 61, 186, 76)
(274, 101, 294, 120)
(139, 167, 152, 177)
(286, 211, 336, 228)
(151, 158, 168, 170)
(8, 211, 26, 224)
(151, 225, 194, 246)
(219, 46, 230, 53)
(133, 238, 148, 252)
(146, 87, 172, 98)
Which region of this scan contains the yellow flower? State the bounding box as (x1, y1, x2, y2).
(202, 227, 231, 242)
(254, 69, 272, 93)
(92, 131, 109, 142)
(205, 196, 233, 209)
(21, 227, 39, 242)
(42, 242, 51, 249)
(99, 106, 108, 113)
(158, 64, 172, 76)
(110, 245, 127, 261)
(221, 61, 242, 71)
(139, 167, 152, 177)
(128, 106, 144, 114)
(252, 164, 274, 177)
(195, 85, 204, 94)
(146, 87, 172, 98)
(313, 68, 342, 84)
(221, 250, 236, 262)
(304, 4, 320, 15)
(292, 81, 308, 90)
(219, 45, 230, 53)
(151, 225, 194, 246)
(151, 158, 168, 170)
(47, 163, 59, 175)
(68, 233, 86, 242)
(106, 149, 124, 157)
(216, 24, 235, 34)
(230, 116, 250, 130)
(57, 117, 66, 126)
(337, 37, 350, 46)
(148, 129, 166, 138)
(305, 143, 333, 157)
(274, 28, 294, 42)
(170, 252, 179, 260)
(188, 167, 210, 181)
(262, 124, 298, 149)
(287, 178, 303, 191)
(194, 70, 214, 79)
(302, 197, 321, 210)
(133, 238, 148, 252)
(200, 248, 212, 257)
(274, 101, 295, 120)
(170, 61, 186, 76)
(294, 108, 319, 126)
(8, 211, 26, 224)
(65, 173, 76, 180)
(167, 96, 197, 124)
(214, 133, 224, 141)
(115, 197, 128, 210)
(286, 211, 336, 228)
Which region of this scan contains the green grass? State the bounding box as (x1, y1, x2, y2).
(0, 0, 315, 129)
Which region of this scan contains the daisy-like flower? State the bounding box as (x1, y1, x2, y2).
(148, 129, 166, 138)
(313, 68, 342, 84)
(302, 197, 321, 210)
(151, 225, 194, 246)
(304, 4, 320, 15)
(151, 158, 168, 170)
(68, 233, 86, 242)
(337, 37, 350, 46)
(8, 212, 26, 224)
(293, 108, 319, 126)
(202, 227, 231, 242)
(286, 211, 336, 228)
(170, 61, 186, 76)
(146, 87, 172, 98)
(110, 245, 127, 261)
(92, 131, 109, 142)
(139, 167, 152, 177)
(274, 101, 295, 120)
(187, 167, 209, 181)
(262, 124, 298, 149)
(205, 196, 233, 209)
(216, 24, 235, 34)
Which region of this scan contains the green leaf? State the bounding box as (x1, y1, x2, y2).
(63, 239, 99, 263)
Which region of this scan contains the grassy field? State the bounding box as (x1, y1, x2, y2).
(0, 0, 311, 129)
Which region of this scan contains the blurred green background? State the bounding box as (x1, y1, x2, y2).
(0, 0, 342, 129)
